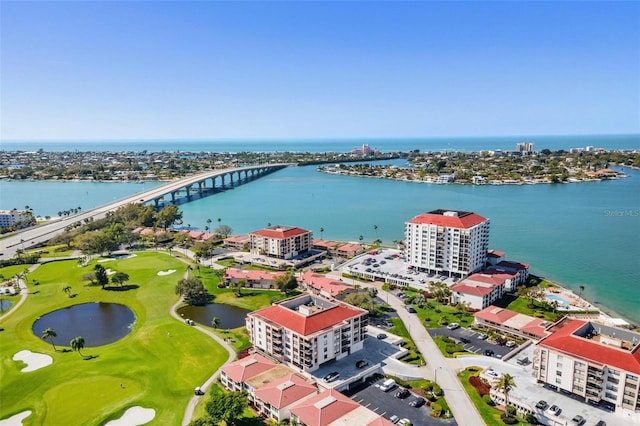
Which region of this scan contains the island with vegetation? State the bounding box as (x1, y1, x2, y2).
(318, 149, 639, 185)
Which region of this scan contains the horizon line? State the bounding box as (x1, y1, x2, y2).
(3, 132, 639, 144)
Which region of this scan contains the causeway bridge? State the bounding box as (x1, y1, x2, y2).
(0, 164, 289, 257)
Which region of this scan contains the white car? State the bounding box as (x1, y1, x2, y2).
(389, 415, 400, 424)
(397, 419, 412, 426)
(446, 323, 460, 330)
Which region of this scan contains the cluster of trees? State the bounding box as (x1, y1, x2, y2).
(50, 203, 183, 256)
(189, 391, 247, 426)
(83, 264, 130, 289)
(176, 277, 213, 305)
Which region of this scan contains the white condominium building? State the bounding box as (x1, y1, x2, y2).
(249, 225, 312, 259)
(404, 209, 490, 277)
(534, 318, 640, 413)
(0, 209, 32, 229)
(246, 294, 368, 372)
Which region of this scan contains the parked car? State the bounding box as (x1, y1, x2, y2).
(495, 337, 507, 345)
(535, 400, 549, 410)
(324, 371, 340, 382)
(505, 340, 517, 348)
(477, 333, 488, 340)
(547, 405, 561, 416)
(517, 356, 529, 365)
(389, 415, 400, 424)
(377, 333, 387, 339)
(397, 419, 412, 426)
(446, 323, 460, 330)
(571, 415, 585, 425)
(356, 359, 369, 369)
(595, 421, 606, 426)
(406, 305, 416, 313)
(394, 388, 410, 399)
(409, 397, 425, 407)
(484, 349, 495, 357)
(194, 386, 205, 396)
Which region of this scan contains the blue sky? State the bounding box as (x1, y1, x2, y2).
(1, 1, 639, 140)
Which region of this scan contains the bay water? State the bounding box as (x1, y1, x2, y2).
(1, 135, 639, 323)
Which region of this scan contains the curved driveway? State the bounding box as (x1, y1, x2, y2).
(327, 272, 485, 425)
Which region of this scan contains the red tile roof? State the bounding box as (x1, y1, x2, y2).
(253, 374, 317, 409)
(475, 305, 517, 323)
(451, 281, 496, 297)
(313, 240, 340, 249)
(539, 319, 640, 374)
(487, 249, 506, 258)
(465, 273, 510, 286)
(251, 301, 365, 336)
(220, 353, 277, 383)
(291, 389, 360, 426)
(408, 211, 488, 228)
(301, 271, 351, 296)
(224, 235, 250, 243)
(496, 260, 530, 270)
(336, 243, 363, 253)
(366, 418, 396, 426)
(251, 226, 311, 239)
(225, 268, 286, 281)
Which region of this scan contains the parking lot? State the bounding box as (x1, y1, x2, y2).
(340, 248, 458, 289)
(343, 375, 457, 426)
(428, 327, 514, 359)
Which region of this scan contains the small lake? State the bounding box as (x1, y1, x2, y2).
(0, 299, 13, 313)
(177, 303, 250, 329)
(32, 302, 136, 347)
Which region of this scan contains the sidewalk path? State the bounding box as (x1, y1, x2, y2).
(171, 259, 236, 425)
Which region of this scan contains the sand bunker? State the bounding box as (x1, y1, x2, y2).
(104, 407, 155, 426)
(98, 254, 137, 263)
(13, 350, 53, 372)
(157, 269, 176, 276)
(0, 410, 32, 426)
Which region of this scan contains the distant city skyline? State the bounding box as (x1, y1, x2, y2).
(1, 1, 639, 141)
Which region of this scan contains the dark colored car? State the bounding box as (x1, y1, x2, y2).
(571, 415, 585, 426)
(356, 359, 369, 369)
(394, 388, 410, 399)
(377, 333, 387, 339)
(535, 400, 548, 410)
(409, 397, 426, 407)
(484, 349, 495, 356)
(324, 371, 340, 382)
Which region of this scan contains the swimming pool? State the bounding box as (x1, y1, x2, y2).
(545, 294, 570, 305)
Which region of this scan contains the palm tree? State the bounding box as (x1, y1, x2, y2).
(579, 284, 585, 299)
(62, 285, 72, 297)
(70, 336, 85, 357)
(206, 218, 212, 232)
(211, 317, 220, 329)
(358, 235, 364, 245)
(42, 328, 58, 351)
(320, 227, 324, 240)
(496, 373, 517, 408)
(373, 224, 379, 241)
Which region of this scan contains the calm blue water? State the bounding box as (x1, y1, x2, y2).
(1, 135, 639, 323)
(2, 134, 639, 153)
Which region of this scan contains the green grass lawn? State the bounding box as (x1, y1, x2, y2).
(0, 252, 229, 426)
(0, 264, 33, 281)
(458, 367, 533, 425)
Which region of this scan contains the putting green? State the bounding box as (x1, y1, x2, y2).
(0, 252, 228, 425)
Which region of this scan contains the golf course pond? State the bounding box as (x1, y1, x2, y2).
(177, 303, 250, 329)
(32, 302, 136, 347)
(0, 299, 13, 313)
